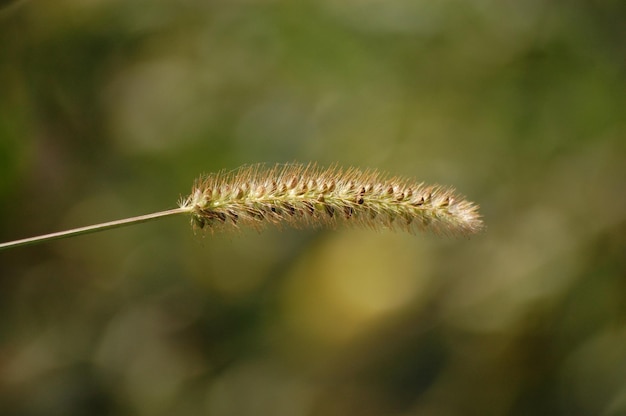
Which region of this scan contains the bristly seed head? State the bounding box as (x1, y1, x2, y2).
(179, 163, 484, 236)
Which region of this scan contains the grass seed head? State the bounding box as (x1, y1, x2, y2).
(180, 163, 483, 236)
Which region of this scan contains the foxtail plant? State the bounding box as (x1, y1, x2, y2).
(0, 163, 483, 250)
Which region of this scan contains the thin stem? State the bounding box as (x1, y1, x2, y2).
(0, 207, 190, 251)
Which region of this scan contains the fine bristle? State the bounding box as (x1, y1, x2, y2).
(179, 163, 483, 236)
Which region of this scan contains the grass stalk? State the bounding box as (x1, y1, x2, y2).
(0, 163, 484, 251)
(0, 208, 189, 251)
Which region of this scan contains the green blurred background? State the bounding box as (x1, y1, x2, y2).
(1, 1, 625, 415)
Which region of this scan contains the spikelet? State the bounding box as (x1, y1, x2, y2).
(179, 163, 483, 236)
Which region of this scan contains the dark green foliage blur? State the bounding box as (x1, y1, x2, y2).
(1, 1, 625, 415)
